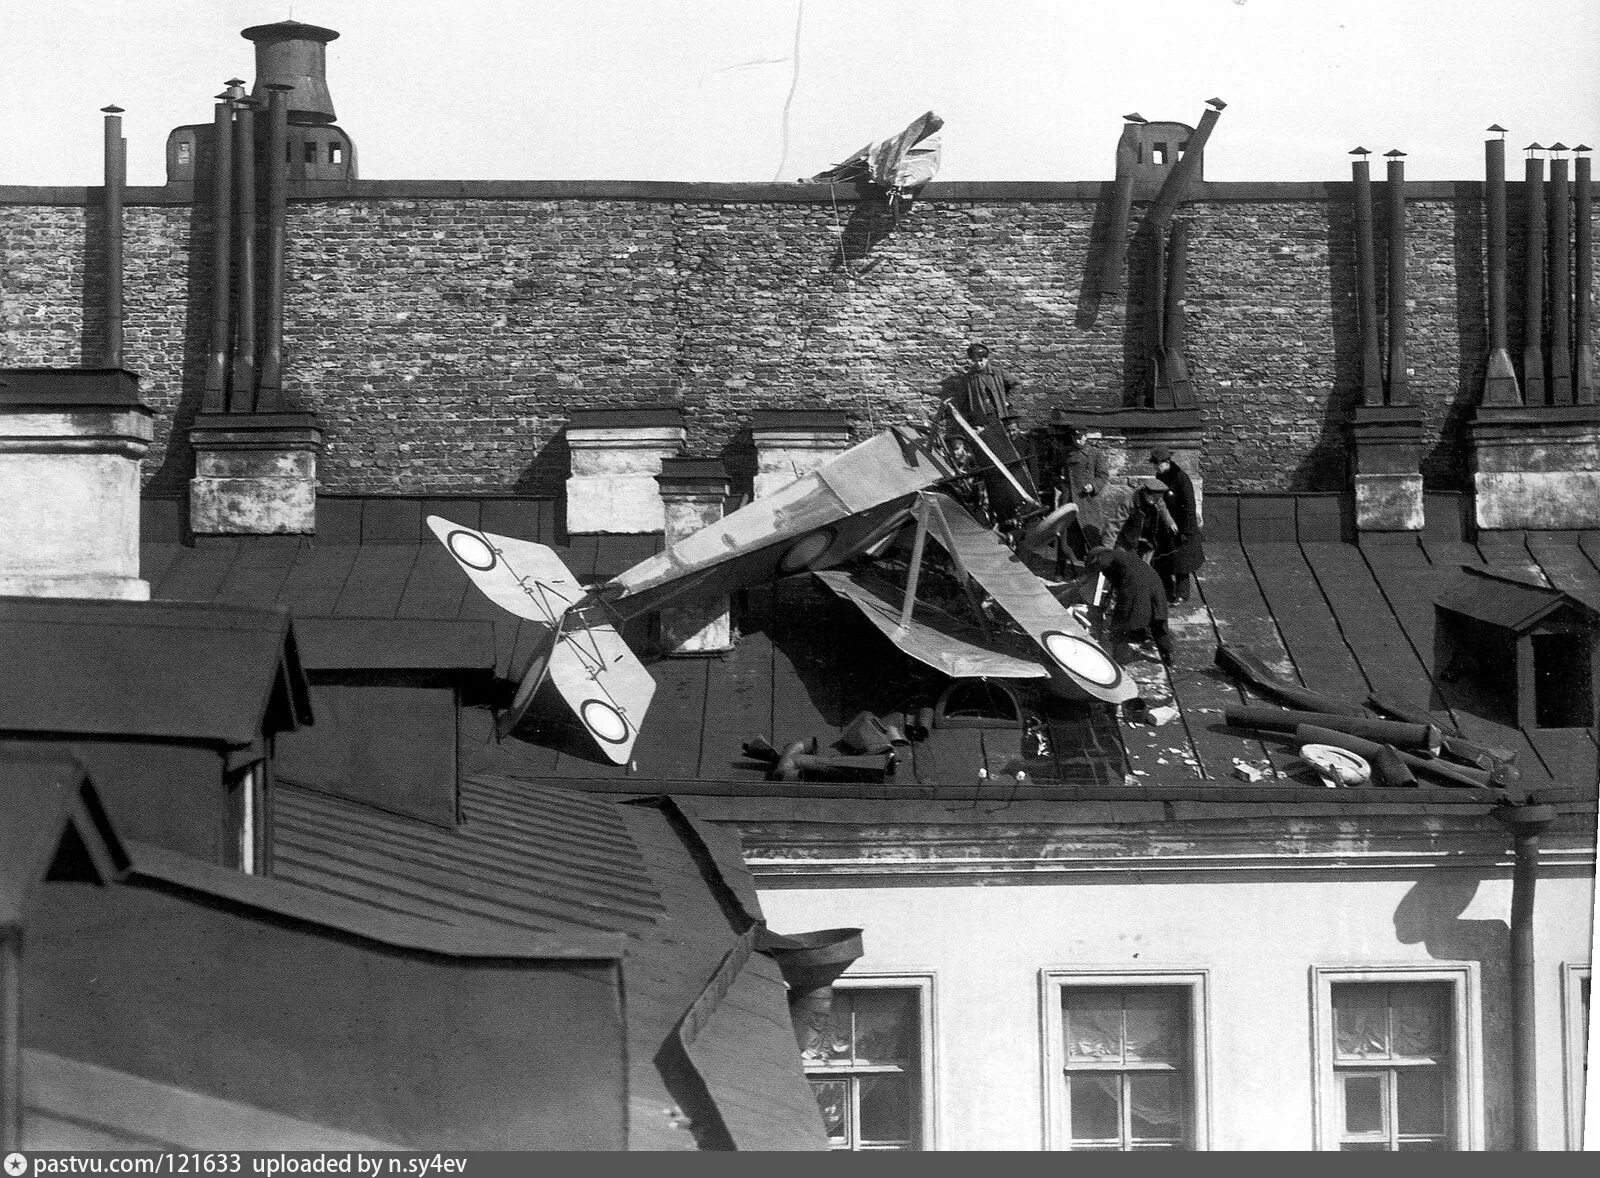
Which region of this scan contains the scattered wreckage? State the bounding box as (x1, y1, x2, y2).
(429, 403, 1139, 767)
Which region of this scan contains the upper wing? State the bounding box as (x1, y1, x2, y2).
(599, 428, 956, 619)
(814, 569, 1049, 681)
(922, 494, 1139, 705)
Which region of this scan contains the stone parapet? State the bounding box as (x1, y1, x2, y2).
(1469, 405, 1600, 530)
(1050, 407, 1206, 522)
(656, 457, 732, 655)
(565, 408, 686, 534)
(189, 412, 322, 535)
(0, 368, 152, 600)
(750, 409, 854, 499)
(1350, 405, 1425, 532)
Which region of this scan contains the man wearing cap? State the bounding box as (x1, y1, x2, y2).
(1086, 545, 1174, 665)
(1047, 424, 1111, 572)
(1149, 449, 1204, 604)
(958, 343, 1021, 427)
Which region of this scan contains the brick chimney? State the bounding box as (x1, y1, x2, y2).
(0, 369, 152, 600)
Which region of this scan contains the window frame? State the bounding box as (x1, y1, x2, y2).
(803, 972, 937, 1152)
(1309, 964, 1482, 1151)
(1562, 962, 1591, 1151)
(1041, 968, 1212, 1151)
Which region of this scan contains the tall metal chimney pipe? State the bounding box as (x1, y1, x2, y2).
(258, 83, 293, 412)
(100, 105, 125, 369)
(1576, 148, 1594, 404)
(1522, 148, 1548, 404)
(1351, 150, 1384, 405)
(202, 87, 238, 414)
(1098, 120, 1141, 297)
(1164, 219, 1193, 406)
(1483, 131, 1522, 404)
(230, 99, 259, 410)
(1145, 227, 1170, 406)
(1384, 151, 1409, 405)
(1548, 149, 1573, 402)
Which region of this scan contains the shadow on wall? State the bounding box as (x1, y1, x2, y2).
(512, 430, 570, 505)
(1392, 866, 1511, 1148)
(1074, 180, 1127, 331)
(1296, 197, 1362, 492)
(1429, 193, 1488, 491)
(828, 198, 902, 272)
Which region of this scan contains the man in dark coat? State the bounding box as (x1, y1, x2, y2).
(1149, 449, 1205, 604)
(1087, 545, 1174, 665)
(958, 343, 1021, 427)
(1042, 425, 1111, 573)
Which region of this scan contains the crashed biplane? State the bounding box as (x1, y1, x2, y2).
(428, 409, 1138, 765)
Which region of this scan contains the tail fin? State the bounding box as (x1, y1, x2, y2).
(428, 517, 655, 764)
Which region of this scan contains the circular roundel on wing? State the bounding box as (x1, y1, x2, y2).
(776, 527, 838, 575)
(581, 698, 631, 746)
(1041, 630, 1123, 688)
(447, 529, 498, 571)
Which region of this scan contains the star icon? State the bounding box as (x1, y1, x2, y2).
(5, 1153, 28, 1176)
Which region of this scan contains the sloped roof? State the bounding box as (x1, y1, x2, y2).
(0, 595, 311, 751)
(0, 747, 128, 922)
(1435, 564, 1600, 630)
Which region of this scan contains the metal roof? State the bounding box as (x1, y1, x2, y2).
(1435, 564, 1600, 630)
(0, 747, 129, 922)
(0, 595, 311, 750)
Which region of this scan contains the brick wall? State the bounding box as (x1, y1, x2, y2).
(3, 181, 1594, 494)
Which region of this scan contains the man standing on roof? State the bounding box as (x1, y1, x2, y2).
(958, 343, 1021, 427)
(1087, 545, 1174, 666)
(1150, 449, 1205, 605)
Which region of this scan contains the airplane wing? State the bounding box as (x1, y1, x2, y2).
(921, 494, 1139, 705)
(427, 516, 655, 764)
(814, 569, 1049, 681)
(597, 428, 956, 619)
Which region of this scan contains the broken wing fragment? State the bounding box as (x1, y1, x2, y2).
(806, 110, 944, 194)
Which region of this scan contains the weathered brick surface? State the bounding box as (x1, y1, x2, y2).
(3, 190, 1595, 494)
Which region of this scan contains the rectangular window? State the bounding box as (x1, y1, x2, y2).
(329, 143, 343, 165)
(1312, 966, 1480, 1151)
(1564, 964, 1591, 1149)
(303, 141, 318, 164)
(803, 981, 931, 1150)
(1043, 971, 1209, 1151)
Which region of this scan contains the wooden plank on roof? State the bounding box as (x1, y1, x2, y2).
(153, 539, 241, 602)
(699, 585, 777, 780)
(331, 543, 422, 618)
(1240, 538, 1372, 706)
(1190, 541, 1300, 779)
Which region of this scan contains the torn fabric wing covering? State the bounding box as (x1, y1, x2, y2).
(814, 569, 1048, 680)
(806, 110, 944, 193)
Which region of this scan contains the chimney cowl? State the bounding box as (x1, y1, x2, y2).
(242, 20, 341, 125)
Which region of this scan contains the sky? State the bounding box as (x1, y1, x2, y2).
(4, 0, 1599, 188)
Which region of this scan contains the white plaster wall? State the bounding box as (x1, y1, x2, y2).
(759, 869, 1595, 1151)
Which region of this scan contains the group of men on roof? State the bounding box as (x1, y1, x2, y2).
(955, 341, 1207, 668)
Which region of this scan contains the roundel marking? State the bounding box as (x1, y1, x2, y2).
(581, 698, 631, 746)
(447, 529, 498, 572)
(1041, 630, 1123, 688)
(777, 528, 838, 575)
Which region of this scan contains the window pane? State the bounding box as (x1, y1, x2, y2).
(1123, 989, 1185, 1064)
(851, 989, 917, 1064)
(1128, 1072, 1186, 1142)
(1397, 1140, 1445, 1151)
(1391, 987, 1448, 1058)
(1342, 1074, 1386, 1135)
(1065, 990, 1126, 1061)
(1395, 1067, 1446, 1135)
(1069, 1073, 1121, 1141)
(858, 1075, 912, 1145)
(1334, 987, 1390, 1058)
(1341, 1142, 1389, 1151)
(798, 998, 851, 1064)
(811, 1079, 848, 1145)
